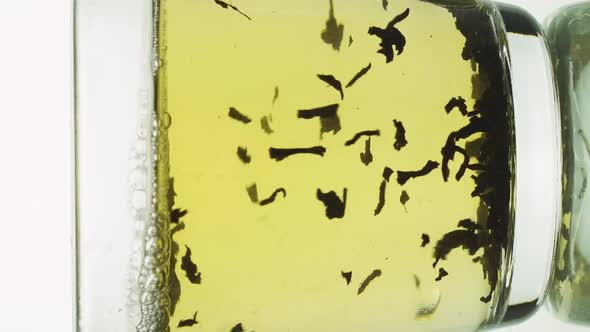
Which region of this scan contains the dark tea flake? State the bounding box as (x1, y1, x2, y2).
(374, 180, 387, 216)
(421, 233, 430, 247)
(400, 190, 410, 211)
(237, 147, 252, 164)
(213, 0, 252, 21)
(269, 146, 326, 161)
(228, 107, 252, 124)
(345, 130, 380, 146)
(457, 218, 482, 230)
(454, 116, 486, 140)
(297, 104, 341, 137)
(181, 245, 202, 284)
(480, 294, 493, 304)
(321, 0, 344, 51)
(231, 323, 245, 332)
(171, 208, 188, 224)
(341, 271, 353, 285)
(435, 268, 448, 281)
(393, 119, 408, 151)
(383, 166, 394, 182)
(358, 269, 382, 295)
(259, 188, 287, 206)
(345, 63, 372, 88)
(260, 116, 274, 134)
(432, 229, 478, 268)
(317, 188, 347, 219)
(298, 104, 339, 119)
(272, 86, 279, 105)
(246, 183, 259, 203)
(368, 8, 410, 63)
(445, 97, 468, 116)
(317, 74, 344, 100)
(397, 160, 439, 185)
(360, 138, 373, 166)
(177, 311, 199, 328)
(432, 217, 491, 291)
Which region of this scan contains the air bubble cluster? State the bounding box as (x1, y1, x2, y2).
(136, 105, 171, 332)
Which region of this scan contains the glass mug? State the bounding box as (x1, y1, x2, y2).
(75, 1, 560, 331)
(547, 1, 590, 325)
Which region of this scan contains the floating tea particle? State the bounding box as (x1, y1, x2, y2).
(269, 146, 326, 161)
(341, 271, 352, 285)
(383, 167, 394, 182)
(421, 234, 430, 248)
(181, 245, 202, 284)
(170, 208, 187, 224)
(346, 63, 372, 88)
(259, 188, 287, 206)
(397, 160, 439, 185)
(400, 190, 410, 212)
(360, 138, 373, 166)
(368, 8, 410, 63)
(272, 86, 279, 105)
(374, 180, 387, 216)
(345, 130, 380, 146)
(317, 188, 347, 219)
(237, 147, 251, 164)
(445, 97, 468, 116)
(393, 119, 408, 151)
(320, 0, 344, 51)
(358, 269, 382, 295)
(231, 323, 245, 332)
(260, 116, 274, 134)
(177, 311, 198, 328)
(375, 167, 394, 216)
(228, 107, 252, 124)
(435, 268, 449, 282)
(317, 74, 344, 100)
(213, 0, 252, 21)
(297, 104, 341, 137)
(246, 183, 259, 203)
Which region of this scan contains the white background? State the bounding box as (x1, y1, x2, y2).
(0, 0, 585, 331)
